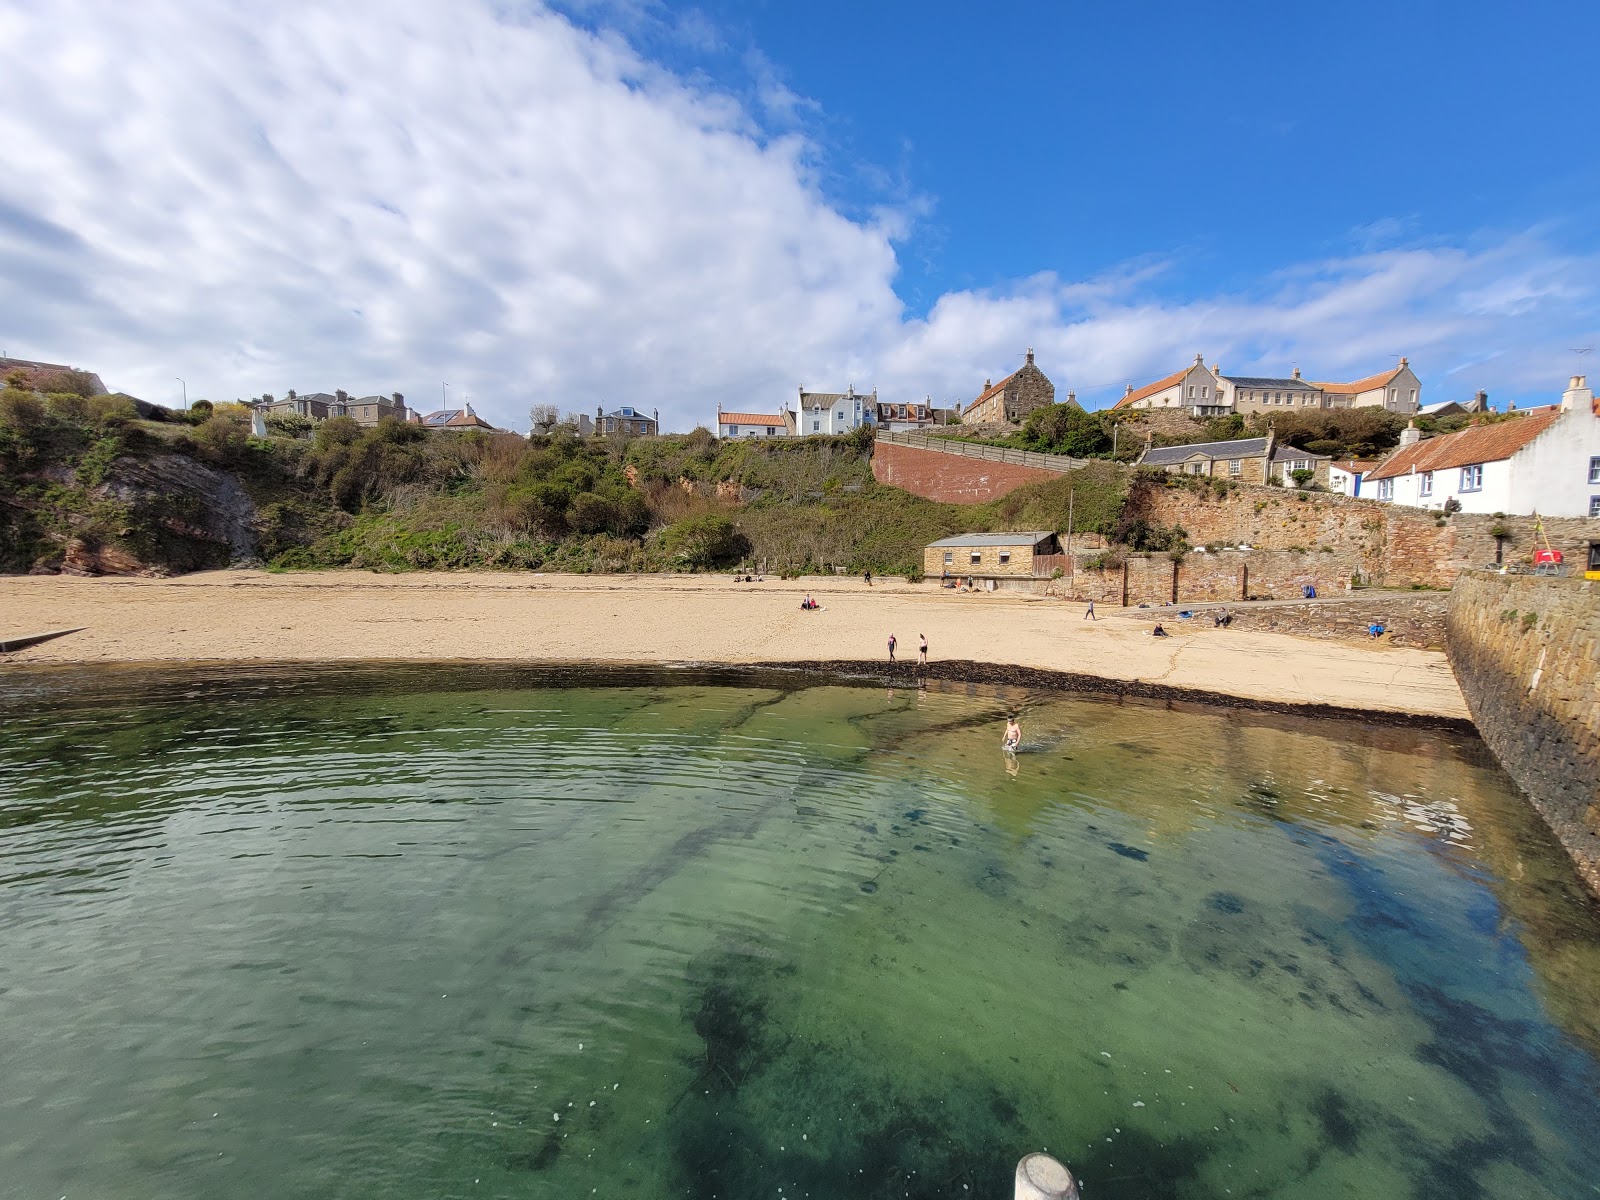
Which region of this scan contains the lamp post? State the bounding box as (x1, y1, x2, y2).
(442, 382, 449, 409)
(176, 377, 187, 410)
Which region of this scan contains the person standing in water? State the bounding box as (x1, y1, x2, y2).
(918, 634, 928, 665)
(1003, 716, 1021, 751)
(887, 633, 896, 662)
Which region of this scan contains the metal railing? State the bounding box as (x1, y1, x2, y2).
(874, 430, 1090, 475)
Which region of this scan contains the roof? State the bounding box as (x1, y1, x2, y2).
(1139, 436, 1270, 466)
(1226, 376, 1311, 390)
(718, 412, 788, 426)
(1111, 367, 1188, 410)
(602, 407, 654, 421)
(419, 408, 495, 429)
(971, 369, 1021, 408)
(1365, 411, 1561, 481)
(1330, 459, 1382, 473)
(1271, 446, 1332, 462)
(1418, 401, 1464, 416)
(0, 357, 108, 394)
(800, 390, 867, 409)
(927, 531, 1057, 548)
(353, 394, 402, 406)
(1309, 366, 1403, 394)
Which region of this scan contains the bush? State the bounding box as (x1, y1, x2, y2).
(0, 389, 47, 432)
(188, 399, 214, 418)
(661, 514, 749, 569)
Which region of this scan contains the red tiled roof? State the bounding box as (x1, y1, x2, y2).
(1309, 366, 1403, 394)
(1111, 367, 1189, 411)
(718, 412, 788, 426)
(972, 369, 1019, 407)
(1330, 459, 1381, 473)
(1365, 411, 1561, 481)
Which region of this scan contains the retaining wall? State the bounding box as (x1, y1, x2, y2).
(871, 440, 1059, 503)
(1446, 573, 1600, 897)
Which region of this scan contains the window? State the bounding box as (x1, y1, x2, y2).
(1188, 385, 1195, 398)
(1189, 463, 1205, 475)
(727, 425, 738, 435)
(943, 550, 953, 564)
(1377, 478, 1394, 500)
(1591, 497, 1600, 518)
(1228, 459, 1242, 476)
(1389, 388, 1397, 404)
(812, 421, 820, 432)
(1202, 386, 1209, 399)
(1419, 471, 1433, 496)
(1460, 464, 1484, 492)
(970, 551, 982, 564)
(1589, 456, 1600, 484)
(999, 551, 1011, 564)
(765, 426, 776, 435)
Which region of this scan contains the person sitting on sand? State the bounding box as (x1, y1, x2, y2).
(1152, 623, 1169, 637)
(1002, 716, 1022, 752)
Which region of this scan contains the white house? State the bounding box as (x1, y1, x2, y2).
(1327, 459, 1382, 498)
(716, 407, 792, 439)
(1363, 376, 1600, 516)
(797, 386, 872, 435)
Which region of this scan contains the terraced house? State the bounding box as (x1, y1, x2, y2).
(1112, 356, 1422, 418)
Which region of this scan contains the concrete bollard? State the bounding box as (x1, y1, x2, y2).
(1015, 1153, 1079, 1200)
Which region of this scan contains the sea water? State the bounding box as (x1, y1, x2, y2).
(1, 664, 1597, 1199)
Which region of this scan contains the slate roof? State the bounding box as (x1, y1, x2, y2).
(1271, 446, 1332, 462)
(1139, 437, 1270, 466)
(602, 407, 654, 422)
(1227, 376, 1312, 390)
(927, 531, 1057, 549)
(1110, 367, 1188, 410)
(419, 408, 495, 429)
(800, 390, 865, 409)
(1365, 412, 1561, 481)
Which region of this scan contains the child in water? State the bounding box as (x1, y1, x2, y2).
(1002, 716, 1022, 752)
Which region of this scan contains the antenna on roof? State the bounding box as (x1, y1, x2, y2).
(1571, 346, 1593, 356)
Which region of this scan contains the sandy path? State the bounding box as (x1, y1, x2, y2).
(0, 571, 1467, 718)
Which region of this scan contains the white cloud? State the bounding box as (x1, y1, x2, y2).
(1, 0, 1595, 427)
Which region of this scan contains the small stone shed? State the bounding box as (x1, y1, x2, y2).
(924, 531, 1064, 584)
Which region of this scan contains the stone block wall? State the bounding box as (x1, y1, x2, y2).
(870, 440, 1057, 503)
(1446, 573, 1600, 897)
(1054, 549, 1366, 607)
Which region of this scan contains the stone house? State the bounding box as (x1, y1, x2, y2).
(961, 349, 1056, 425)
(1310, 360, 1422, 415)
(596, 406, 658, 436)
(797, 386, 872, 435)
(1221, 369, 1325, 418)
(1112, 354, 1422, 417)
(255, 388, 409, 427)
(1137, 433, 1329, 486)
(1364, 376, 1600, 516)
(1111, 355, 1230, 418)
(924, 531, 1064, 585)
(717, 407, 793, 438)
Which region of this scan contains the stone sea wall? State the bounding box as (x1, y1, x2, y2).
(1446, 573, 1600, 896)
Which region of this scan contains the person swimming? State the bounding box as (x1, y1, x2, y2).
(1002, 716, 1022, 751)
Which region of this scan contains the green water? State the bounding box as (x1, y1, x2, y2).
(1, 665, 1598, 1200)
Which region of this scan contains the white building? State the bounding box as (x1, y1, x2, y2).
(797, 386, 872, 435)
(1327, 459, 1382, 498)
(716, 407, 792, 439)
(1363, 376, 1600, 516)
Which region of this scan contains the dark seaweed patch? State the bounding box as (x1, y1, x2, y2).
(1206, 892, 1245, 915)
(859, 880, 879, 894)
(1072, 1128, 1220, 1200)
(1107, 842, 1149, 862)
(1310, 1089, 1361, 1153)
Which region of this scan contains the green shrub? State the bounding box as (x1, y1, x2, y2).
(661, 514, 748, 569)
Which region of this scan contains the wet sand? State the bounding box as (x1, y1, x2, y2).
(0, 570, 1467, 719)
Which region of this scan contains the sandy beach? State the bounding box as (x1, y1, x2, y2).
(0, 570, 1468, 719)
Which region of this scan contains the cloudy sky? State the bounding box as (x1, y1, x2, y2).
(2, 0, 1597, 430)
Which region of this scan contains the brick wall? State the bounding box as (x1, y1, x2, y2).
(1446, 573, 1600, 897)
(870, 440, 1057, 503)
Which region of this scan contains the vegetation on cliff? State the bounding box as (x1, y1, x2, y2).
(1, 398, 1134, 578)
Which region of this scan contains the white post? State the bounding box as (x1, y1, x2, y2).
(1015, 1153, 1078, 1200)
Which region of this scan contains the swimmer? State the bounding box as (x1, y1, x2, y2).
(1002, 716, 1022, 752)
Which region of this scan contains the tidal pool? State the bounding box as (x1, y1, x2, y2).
(1, 664, 1597, 1199)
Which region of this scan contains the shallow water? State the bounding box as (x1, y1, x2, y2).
(1, 664, 1598, 1200)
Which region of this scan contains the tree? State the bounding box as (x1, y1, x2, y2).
(662, 514, 748, 568)
(1020, 402, 1110, 457)
(530, 403, 560, 435)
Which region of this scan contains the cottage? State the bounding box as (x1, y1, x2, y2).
(1327, 459, 1382, 498)
(874, 397, 938, 432)
(254, 388, 409, 427)
(1137, 434, 1331, 486)
(596, 406, 658, 436)
(797, 386, 872, 435)
(1111, 354, 1422, 417)
(924, 531, 1064, 586)
(1364, 376, 1600, 516)
(717, 408, 792, 438)
(1111, 354, 1228, 417)
(961, 349, 1056, 425)
(1310, 360, 1422, 415)
(419, 402, 497, 431)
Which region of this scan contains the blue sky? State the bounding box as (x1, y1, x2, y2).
(2, 0, 1597, 427)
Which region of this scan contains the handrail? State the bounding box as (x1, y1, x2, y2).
(874, 430, 1089, 474)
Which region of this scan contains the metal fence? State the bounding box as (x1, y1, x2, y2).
(874, 430, 1090, 475)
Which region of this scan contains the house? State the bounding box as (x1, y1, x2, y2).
(1136, 433, 1331, 486)
(1270, 445, 1333, 487)
(875, 397, 939, 432)
(961, 349, 1056, 425)
(254, 389, 409, 427)
(419, 402, 497, 431)
(1363, 376, 1600, 516)
(923, 531, 1064, 586)
(797, 386, 872, 435)
(1418, 391, 1490, 421)
(1110, 354, 1423, 417)
(1308, 360, 1422, 415)
(717, 407, 792, 438)
(0, 356, 107, 396)
(595, 406, 658, 436)
(1328, 459, 1382, 498)
(1111, 355, 1229, 417)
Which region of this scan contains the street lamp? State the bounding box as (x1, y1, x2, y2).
(176, 377, 187, 410)
(442, 382, 449, 409)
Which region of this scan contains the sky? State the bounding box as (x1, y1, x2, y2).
(1, 0, 1597, 431)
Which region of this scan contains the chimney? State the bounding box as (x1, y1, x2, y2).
(1560, 374, 1592, 412)
(287, 389, 296, 399)
(1472, 389, 1487, 413)
(1026, 347, 1035, 365)
(1399, 420, 1423, 447)
(985, 379, 992, 391)
(393, 392, 403, 405)
(1292, 367, 1302, 380)
(1399, 357, 1409, 368)
(262, 392, 274, 404)
(1067, 389, 1077, 407)
(1263, 424, 1276, 460)
(463, 400, 474, 417)
(1194, 353, 1205, 366)
(1124, 383, 1134, 395)
(336, 389, 348, 404)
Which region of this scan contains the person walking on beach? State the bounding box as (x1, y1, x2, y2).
(887, 633, 897, 662)
(864, 570, 873, 587)
(1084, 599, 1096, 620)
(918, 634, 928, 665)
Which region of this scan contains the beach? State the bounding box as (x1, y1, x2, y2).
(0, 570, 1467, 719)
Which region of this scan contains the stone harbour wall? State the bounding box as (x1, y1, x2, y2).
(1115, 594, 1450, 649)
(1446, 573, 1600, 897)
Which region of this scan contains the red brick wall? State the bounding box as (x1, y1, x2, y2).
(870, 440, 1057, 503)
